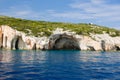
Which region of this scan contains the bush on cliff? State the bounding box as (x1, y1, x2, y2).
(0, 16, 120, 37)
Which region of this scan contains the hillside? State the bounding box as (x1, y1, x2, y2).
(0, 16, 120, 37)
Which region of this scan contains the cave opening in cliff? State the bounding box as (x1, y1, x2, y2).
(52, 37, 80, 50)
(5, 36, 7, 48)
(13, 36, 25, 50)
(0, 34, 3, 48)
(115, 46, 120, 51)
(15, 37, 19, 49)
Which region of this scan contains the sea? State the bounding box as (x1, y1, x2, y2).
(0, 50, 120, 80)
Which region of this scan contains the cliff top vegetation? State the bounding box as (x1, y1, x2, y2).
(0, 15, 120, 37)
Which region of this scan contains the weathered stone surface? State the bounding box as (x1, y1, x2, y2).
(0, 25, 120, 51)
(0, 25, 50, 50)
(79, 36, 102, 51)
(1, 25, 16, 49)
(49, 28, 80, 50)
(36, 37, 49, 50)
(91, 34, 120, 51)
(49, 34, 80, 50)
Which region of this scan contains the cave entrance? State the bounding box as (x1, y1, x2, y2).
(11, 36, 25, 50)
(15, 37, 19, 50)
(0, 33, 3, 48)
(115, 46, 120, 51)
(5, 36, 7, 48)
(15, 36, 25, 50)
(52, 37, 80, 50)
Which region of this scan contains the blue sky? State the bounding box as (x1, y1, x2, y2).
(0, 0, 120, 29)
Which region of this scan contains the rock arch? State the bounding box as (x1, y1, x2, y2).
(49, 34, 80, 50)
(11, 36, 26, 50)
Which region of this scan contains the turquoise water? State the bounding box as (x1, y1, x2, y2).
(0, 50, 120, 80)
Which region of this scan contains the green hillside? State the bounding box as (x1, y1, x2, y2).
(0, 16, 120, 37)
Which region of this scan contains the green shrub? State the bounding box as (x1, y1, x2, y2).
(0, 16, 120, 37)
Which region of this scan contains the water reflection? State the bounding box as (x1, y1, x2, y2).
(78, 51, 120, 64)
(45, 50, 81, 63)
(79, 51, 102, 62)
(20, 50, 47, 64)
(0, 50, 120, 64)
(0, 50, 120, 80)
(41, 50, 120, 64)
(0, 50, 13, 63)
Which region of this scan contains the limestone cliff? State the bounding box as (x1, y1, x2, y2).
(0, 25, 49, 50)
(0, 25, 120, 51)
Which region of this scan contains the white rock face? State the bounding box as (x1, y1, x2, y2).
(0, 25, 48, 50)
(1, 25, 17, 49)
(53, 28, 76, 35)
(0, 26, 120, 51)
(79, 36, 102, 51)
(49, 28, 102, 50)
(91, 34, 120, 51)
(36, 37, 49, 49)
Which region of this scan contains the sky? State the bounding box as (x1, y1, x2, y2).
(0, 0, 120, 29)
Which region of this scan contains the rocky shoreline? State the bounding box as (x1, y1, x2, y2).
(0, 25, 120, 51)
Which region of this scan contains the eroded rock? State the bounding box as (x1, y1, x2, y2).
(49, 34, 80, 50)
(0, 25, 120, 51)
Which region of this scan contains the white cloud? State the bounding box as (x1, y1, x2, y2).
(68, 0, 120, 22)
(91, 0, 105, 4)
(15, 11, 31, 16)
(0, 5, 41, 19)
(0, 5, 57, 21)
(0, 0, 120, 28)
(42, 0, 120, 28)
(1, 0, 120, 22)
(50, 11, 94, 19)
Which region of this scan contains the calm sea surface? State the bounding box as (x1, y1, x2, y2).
(0, 50, 120, 80)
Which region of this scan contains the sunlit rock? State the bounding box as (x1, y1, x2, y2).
(91, 34, 120, 51)
(49, 34, 80, 50)
(79, 36, 102, 51)
(0, 25, 120, 51)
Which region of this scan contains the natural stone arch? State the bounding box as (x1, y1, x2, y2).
(11, 36, 26, 50)
(49, 34, 80, 50)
